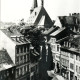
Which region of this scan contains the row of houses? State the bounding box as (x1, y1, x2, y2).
(45, 13, 80, 80)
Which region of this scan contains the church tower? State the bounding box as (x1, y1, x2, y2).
(30, 0, 38, 14)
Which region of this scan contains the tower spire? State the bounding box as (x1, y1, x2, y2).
(33, 0, 38, 8)
(30, 0, 38, 14)
(41, 0, 44, 6)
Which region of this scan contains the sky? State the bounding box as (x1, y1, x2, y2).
(1, 0, 80, 23)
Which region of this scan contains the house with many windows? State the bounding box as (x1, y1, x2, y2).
(57, 35, 80, 80)
(0, 28, 31, 80)
(0, 27, 40, 80)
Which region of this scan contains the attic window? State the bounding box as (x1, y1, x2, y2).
(35, 12, 37, 15)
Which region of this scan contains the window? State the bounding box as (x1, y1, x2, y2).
(70, 63, 74, 70)
(79, 67, 80, 74)
(22, 67, 24, 75)
(20, 68, 22, 75)
(24, 55, 26, 62)
(17, 47, 19, 54)
(27, 65, 29, 72)
(79, 56, 80, 61)
(57, 45, 59, 51)
(51, 45, 55, 51)
(26, 65, 28, 72)
(76, 65, 78, 72)
(21, 47, 23, 53)
(70, 53, 74, 59)
(12, 69, 14, 74)
(35, 12, 37, 15)
(24, 66, 26, 74)
(7, 71, 9, 76)
(16, 69, 19, 78)
(36, 65, 38, 73)
(27, 54, 29, 61)
(20, 56, 23, 61)
(50, 38, 56, 43)
(24, 46, 26, 53)
(27, 45, 29, 52)
(76, 55, 79, 60)
(16, 56, 19, 62)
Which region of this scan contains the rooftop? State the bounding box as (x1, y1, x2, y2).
(43, 26, 59, 35)
(26, 6, 53, 28)
(1, 29, 30, 45)
(61, 46, 80, 54)
(0, 49, 15, 71)
(50, 27, 66, 36)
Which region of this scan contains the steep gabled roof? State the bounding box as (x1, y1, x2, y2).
(26, 6, 53, 28)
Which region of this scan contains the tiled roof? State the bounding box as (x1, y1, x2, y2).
(56, 35, 80, 44)
(1, 28, 22, 37)
(56, 36, 70, 43)
(61, 46, 80, 54)
(50, 27, 66, 36)
(1, 29, 30, 45)
(60, 35, 80, 54)
(43, 26, 59, 35)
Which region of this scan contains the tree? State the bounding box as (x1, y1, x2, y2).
(27, 28, 44, 52)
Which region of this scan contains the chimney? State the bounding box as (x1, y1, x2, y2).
(69, 13, 72, 16)
(64, 41, 66, 47)
(69, 43, 71, 48)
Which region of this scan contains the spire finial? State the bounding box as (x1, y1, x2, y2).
(30, 0, 38, 14)
(33, 0, 38, 8)
(41, 0, 44, 6)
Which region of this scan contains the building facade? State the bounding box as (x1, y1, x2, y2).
(0, 28, 40, 80)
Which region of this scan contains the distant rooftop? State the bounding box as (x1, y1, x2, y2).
(0, 49, 15, 71)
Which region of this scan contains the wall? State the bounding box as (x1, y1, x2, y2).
(0, 30, 16, 64)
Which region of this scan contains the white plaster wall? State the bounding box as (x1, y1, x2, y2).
(0, 30, 16, 64)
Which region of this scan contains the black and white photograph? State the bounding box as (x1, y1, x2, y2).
(0, 0, 80, 80)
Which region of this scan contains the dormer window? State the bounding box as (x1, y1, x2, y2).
(57, 45, 60, 51)
(64, 41, 66, 46)
(35, 12, 37, 15)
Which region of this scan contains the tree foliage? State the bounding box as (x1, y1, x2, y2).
(27, 28, 44, 52)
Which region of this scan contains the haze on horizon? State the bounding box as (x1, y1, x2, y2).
(1, 0, 80, 23)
